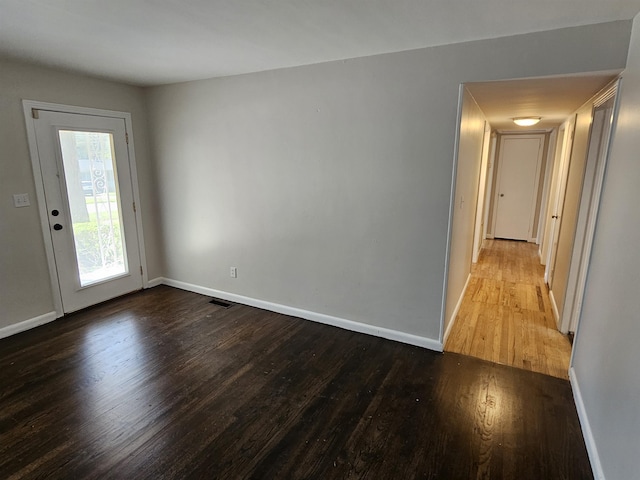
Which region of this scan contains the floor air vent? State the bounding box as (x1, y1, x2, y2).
(209, 298, 233, 308)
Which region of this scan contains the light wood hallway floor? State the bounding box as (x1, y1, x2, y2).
(445, 239, 572, 379)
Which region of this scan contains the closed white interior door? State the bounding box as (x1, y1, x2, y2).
(32, 110, 142, 313)
(494, 135, 544, 241)
(547, 117, 576, 287)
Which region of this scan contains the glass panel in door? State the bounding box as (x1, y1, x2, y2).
(58, 130, 128, 287)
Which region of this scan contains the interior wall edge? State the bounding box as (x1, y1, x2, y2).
(443, 273, 472, 347)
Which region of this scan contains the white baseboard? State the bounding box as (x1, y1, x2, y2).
(570, 367, 605, 480)
(549, 289, 561, 330)
(443, 273, 471, 345)
(146, 277, 164, 288)
(538, 247, 545, 265)
(0, 311, 57, 340)
(160, 277, 443, 352)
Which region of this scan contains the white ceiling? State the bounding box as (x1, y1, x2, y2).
(466, 73, 621, 131)
(1, 0, 640, 86)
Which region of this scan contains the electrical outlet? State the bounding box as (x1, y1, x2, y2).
(230, 267, 237, 278)
(13, 193, 31, 207)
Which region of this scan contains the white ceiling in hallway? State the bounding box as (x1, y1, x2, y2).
(1, 0, 640, 86)
(466, 72, 621, 131)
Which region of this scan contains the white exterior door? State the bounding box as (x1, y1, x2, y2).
(29, 109, 143, 313)
(493, 135, 544, 241)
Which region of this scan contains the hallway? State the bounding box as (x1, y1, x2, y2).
(445, 240, 572, 379)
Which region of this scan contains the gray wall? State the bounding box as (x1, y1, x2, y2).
(571, 14, 640, 480)
(147, 21, 631, 343)
(444, 87, 486, 335)
(0, 59, 161, 329)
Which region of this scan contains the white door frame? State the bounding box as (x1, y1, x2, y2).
(535, 129, 557, 248)
(482, 135, 497, 241)
(545, 115, 576, 287)
(22, 100, 148, 317)
(540, 126, 563, 266)
(471, 122, 492, 263)
(563, 81, 620, 334)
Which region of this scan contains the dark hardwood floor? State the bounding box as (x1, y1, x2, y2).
(0, 286, 592, 479)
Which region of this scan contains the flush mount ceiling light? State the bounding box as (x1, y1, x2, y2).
(512, 117, 541, 127)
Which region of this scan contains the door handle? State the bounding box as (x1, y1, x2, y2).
(51, 209, 59, 216)
(500, 194, 504, 197)
(552, 215, 558, 219)
(53, 224, 63, 231)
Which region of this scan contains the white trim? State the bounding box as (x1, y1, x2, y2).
(443, 273, 471, 346)
(440, 84, 466, 345)
(593, 81, 618, 107)
(23, 103, 65, 316)
(545, 115, 577, 286)
(536, 129, 557, 247)
(472, 123, 492, 264)
(541, 124, 566, 271)
(483, 136, 497, 240)
(496, 128, 553, 134)
(22, 100, 149, 317)
(526, 133, 545, 243)
(549, 289, 561, 330)
(564, 80, 621, 335)
(147, 277, 164, 288)
(0, 312, 57, 340)
(570, 368, 605, 480)
(160, 277, 443, 352)
(121, 110, 149, 288)
(22, 100, 135, 120)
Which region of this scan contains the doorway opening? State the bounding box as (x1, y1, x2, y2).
(442, 74, 620, 378)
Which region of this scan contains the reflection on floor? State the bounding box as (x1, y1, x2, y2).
(0, 285, 592, 478)
(445, 239, 572, 379)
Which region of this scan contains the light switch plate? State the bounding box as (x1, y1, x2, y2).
(13, 193, 31, 207)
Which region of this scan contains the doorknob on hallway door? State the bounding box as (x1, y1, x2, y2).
(53, 224, 63, 231)
(500, 194, 504, 197)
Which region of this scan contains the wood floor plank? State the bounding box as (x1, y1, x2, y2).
(446, 240, 572, 379)
(0, 285, 591, 479)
